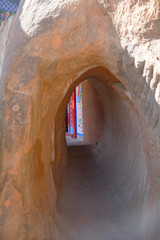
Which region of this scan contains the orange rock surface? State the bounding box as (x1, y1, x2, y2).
(0, 0, 160, 239)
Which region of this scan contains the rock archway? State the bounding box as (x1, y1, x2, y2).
(0, 0, 160, 239)
(53, 73, 146, 240)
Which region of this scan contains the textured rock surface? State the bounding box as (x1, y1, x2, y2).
(0, 0, 160, 239)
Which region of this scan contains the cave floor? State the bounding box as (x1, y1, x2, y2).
(55, 143, 140, 240)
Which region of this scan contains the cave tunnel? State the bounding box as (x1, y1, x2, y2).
(52, 67, 146, 240)
(1, 0, 159, 239)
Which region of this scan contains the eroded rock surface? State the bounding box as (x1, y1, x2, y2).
(0, 0, 160, 239)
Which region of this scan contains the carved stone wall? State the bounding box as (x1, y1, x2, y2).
(0, 0, 160, 239)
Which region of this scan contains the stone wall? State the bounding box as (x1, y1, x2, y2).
(0, 0, 160, 239)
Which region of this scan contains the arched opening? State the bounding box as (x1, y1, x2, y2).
(52, 67, 146, 239)
(1, 1, 159, 238)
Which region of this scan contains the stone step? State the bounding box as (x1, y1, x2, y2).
(67, 143, 92, 156)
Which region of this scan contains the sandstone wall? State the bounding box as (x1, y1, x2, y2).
(0, 0, 160, 239)
(82, 80, 105, 145)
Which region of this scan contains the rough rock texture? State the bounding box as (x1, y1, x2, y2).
(0, 0, 160, 239)
(82, 80, 105, 145)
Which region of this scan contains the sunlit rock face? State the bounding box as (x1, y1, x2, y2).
(0, 0, 160, 239)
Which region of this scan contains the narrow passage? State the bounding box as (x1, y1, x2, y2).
(55, 141, 139, 240)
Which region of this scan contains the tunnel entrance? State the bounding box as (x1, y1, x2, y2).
(1, 1, 158, 237)
(53, 75, 145, 240)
